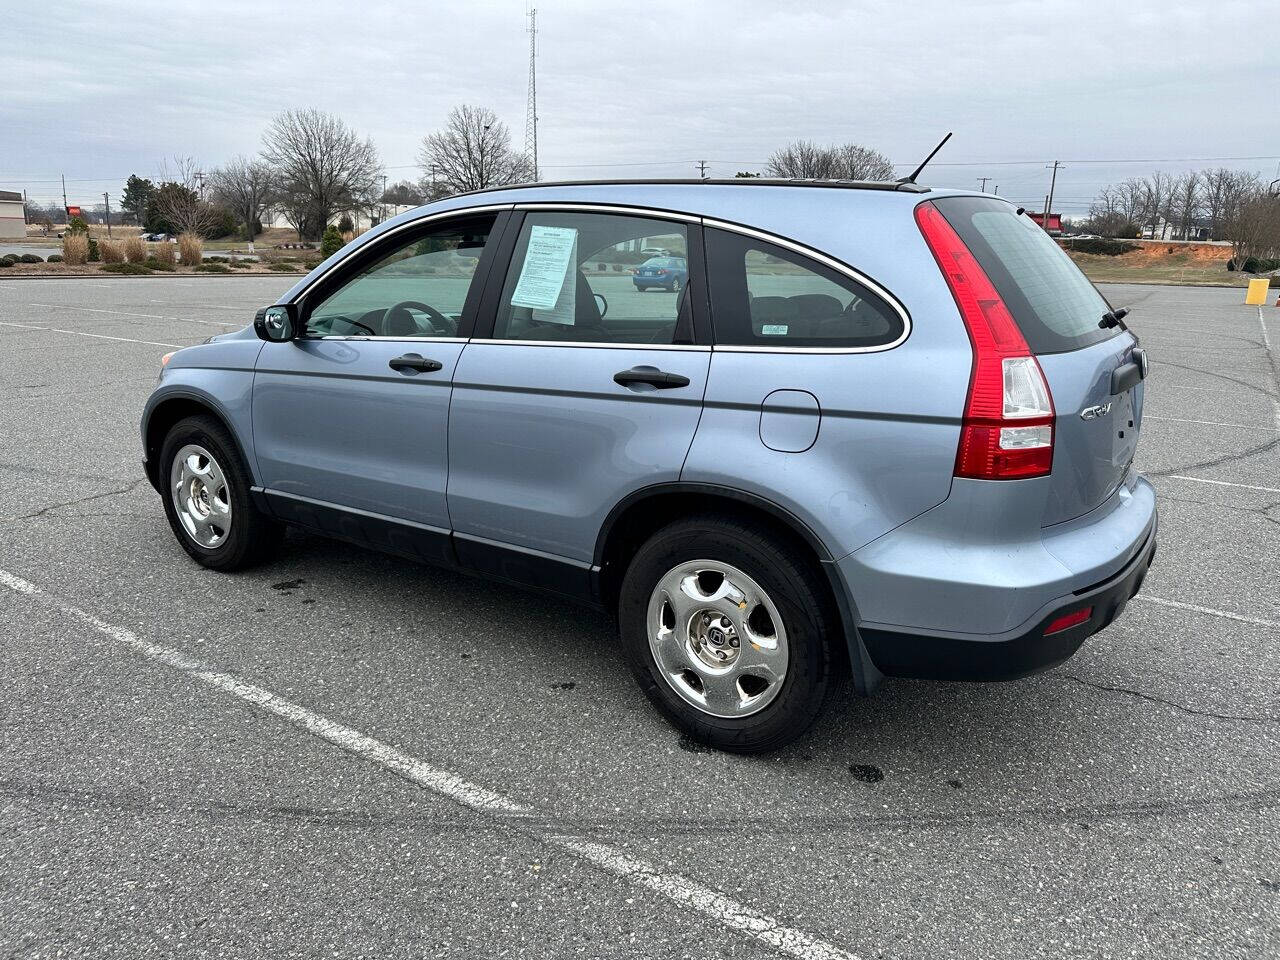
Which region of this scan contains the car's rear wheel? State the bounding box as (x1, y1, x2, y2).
(160, 415, 283, 571)
(618, 517, 834, 752)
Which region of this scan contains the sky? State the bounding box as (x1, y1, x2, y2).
(6, 0, 1279, 217)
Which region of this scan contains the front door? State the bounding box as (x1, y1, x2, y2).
(252, 212, 501, 561)
(447, 208, 711, 586)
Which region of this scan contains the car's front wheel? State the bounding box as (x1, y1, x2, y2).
(159, 415, 283, 571)
(618, 517, 835, 752)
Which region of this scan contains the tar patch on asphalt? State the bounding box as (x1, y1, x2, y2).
(550, 681, 576, 690)
(849, 764, 884, 783)
(271, 578, 306, 592)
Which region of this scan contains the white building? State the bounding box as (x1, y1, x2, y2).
(0, 190, 25, 240)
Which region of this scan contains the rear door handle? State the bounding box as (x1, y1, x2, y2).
(614, 366, 690, 389)
(389, 353, 443, 373)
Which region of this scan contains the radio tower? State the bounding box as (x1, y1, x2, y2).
(524, 7, 539, 182)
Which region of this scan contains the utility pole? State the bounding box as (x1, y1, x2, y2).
(993, 185, 999, 196)
(695, 160, 709, 179)
(1043, 160, 1063, 228)
(195, 170, 205, 200)
(524, 7, 539, 182)
(977, 177, 990, 193)
(103, 193, 112, 237)
(61, 174, 68, 217)
(381, 174, 388, 223)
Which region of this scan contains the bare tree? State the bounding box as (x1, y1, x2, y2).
(1170, 172, 1202, 240)
(418, 105, 532, 198)
(1139, 172, 1173, 238)
(261, 109, 382, 240)
(1226, 190, 1280, 265)
(1202, 168, 1260, 240)
(765, 140, 895, 180)
(1115, 178, 1147, 227)
(209, 157, 276, 242)
(151, 157, 221, 237)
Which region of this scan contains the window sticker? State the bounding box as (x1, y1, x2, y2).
(511, 225, 578, 324)
(761, 324, 789, 336)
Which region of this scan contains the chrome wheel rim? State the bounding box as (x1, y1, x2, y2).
(646, 560, 789, 718)
(170, 444, 232, 548)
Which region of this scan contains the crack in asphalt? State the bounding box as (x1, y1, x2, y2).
(5, 775, 1280, 836)
(1055, 674, 1280, 724)
(13, 477, 149, 521)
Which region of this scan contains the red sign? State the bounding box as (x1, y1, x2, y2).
(1026, 211, 1062, 234)
(66, 205, 82, 217)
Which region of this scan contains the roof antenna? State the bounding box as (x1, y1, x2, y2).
(898, 132, 952, 184)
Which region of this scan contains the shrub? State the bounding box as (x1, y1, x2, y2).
(62, 233, 89, 265)
(19, 254, 43, 264)
(320, 226, 344, 258)
(337, 214, 355, 234)
(144, 256, 176, 272)
(228, 259, 253, 269)
(99, 239, 124, 263)
(178, 232, 203, 266)
(205, 255, 229, 263)
(88, 238, 100, 262)
(195, 262, 231, 273)
(1061, 238, 1139, 256)
(100, 262, 153, 275)
(46, 254, 63, 263)
(304, 258, 322, 270)
(65, 216, 88, 235)
(150, 242, 176, 268)
(0, 259, 11, 268)
(123, 236, 146, 263)
(269, 261, 301, 272)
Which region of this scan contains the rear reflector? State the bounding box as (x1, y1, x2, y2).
(1044, 607, 1092, 636)
(915, 202, 1056, 479)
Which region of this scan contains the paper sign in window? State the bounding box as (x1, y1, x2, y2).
(511, 226, 578, 324)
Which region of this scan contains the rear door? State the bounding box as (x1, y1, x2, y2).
(447, 206, 711, 581)
(252, 212, 502, 559)
(932, 196, 1142, 524)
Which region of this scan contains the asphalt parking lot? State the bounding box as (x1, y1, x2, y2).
(1, 275, 1277, 959)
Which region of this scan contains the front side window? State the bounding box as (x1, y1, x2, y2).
(304, 216, 494, 338)
(705, 228, 904, 349)
(492, 212, 691, 345)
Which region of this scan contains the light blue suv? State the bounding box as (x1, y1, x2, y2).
(143, 179, 1157, 752)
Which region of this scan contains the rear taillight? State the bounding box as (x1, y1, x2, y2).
(655, 269, 668, 276)
(915, 202, 1055, 480)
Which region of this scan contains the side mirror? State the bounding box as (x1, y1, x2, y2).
(254, 303, 297, 342)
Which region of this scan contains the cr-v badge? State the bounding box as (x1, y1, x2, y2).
(1080, 402, 1113, 420)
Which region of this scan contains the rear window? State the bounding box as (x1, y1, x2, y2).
(933, 196, 1118, 354)
(705, 228, 905, 349)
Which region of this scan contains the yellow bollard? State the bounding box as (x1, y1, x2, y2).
(1245, 278, 1270, 305)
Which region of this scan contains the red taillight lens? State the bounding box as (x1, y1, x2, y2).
(1044, 606, 1093, 636)
(915, 202, 1055, 480)
(656, 269, 667, 275)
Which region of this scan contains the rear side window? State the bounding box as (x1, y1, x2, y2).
(933, 196, 1117, 354)
(705, 228, 904, 349)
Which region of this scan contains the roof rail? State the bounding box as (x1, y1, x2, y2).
(447, 177, 931, 200)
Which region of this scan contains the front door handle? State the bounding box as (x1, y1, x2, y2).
(389, 353, 443, 373)
(614, 366, 690, 389)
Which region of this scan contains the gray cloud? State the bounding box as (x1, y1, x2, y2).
(7, 0, 1277, 214)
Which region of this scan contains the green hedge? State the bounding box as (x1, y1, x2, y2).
(1059, 238, 1139, 256)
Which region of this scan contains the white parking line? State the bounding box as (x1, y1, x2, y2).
(0, 319, 181, 349)
(1144, 415, 1262, 430)
(1134, 595, 1279, 630)
(0, 568, 858, 960)
(1165, 475, 1280, 494)
(27, 302, 238, 328)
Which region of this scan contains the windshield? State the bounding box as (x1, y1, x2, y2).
(933, 196, 1119, 354)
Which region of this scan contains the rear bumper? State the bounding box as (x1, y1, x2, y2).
(836, 471, 1157, 681)
(859, 521, 1156, 680)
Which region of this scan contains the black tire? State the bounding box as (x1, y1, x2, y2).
(618, 516, 835, 753)
(159, 414, 283, 571)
